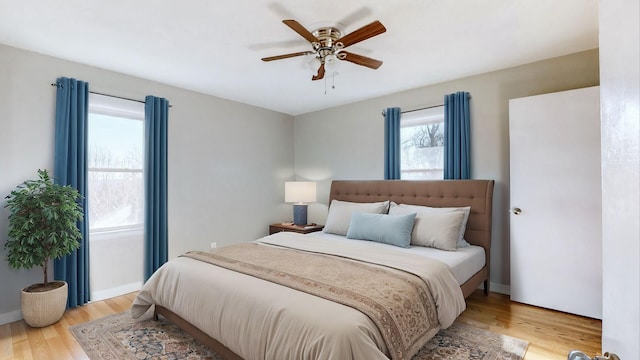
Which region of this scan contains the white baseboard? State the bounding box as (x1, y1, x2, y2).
(0, 281, 143, 326)
(0, 309, 23, 326)
(91, 281, 142, 302)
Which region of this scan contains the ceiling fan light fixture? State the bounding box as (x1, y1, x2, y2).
(303, 57, 318, 71)
(324, 54, 339, 72)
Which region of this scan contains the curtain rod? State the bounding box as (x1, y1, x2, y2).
(50, 83, 172, 107)
(381, 94, 472, 116)
(381, 104, 443, 116)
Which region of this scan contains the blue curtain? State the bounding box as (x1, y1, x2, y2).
(384, 107, 401, 179)
(144, 96, 169, 281)
(444, 92, 471, 179)
(53, 77, 90, 308)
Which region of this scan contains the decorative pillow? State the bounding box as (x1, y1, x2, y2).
(389, 203, 471, 249)
(346, 212, 416, 248)
(323, 200, 390, 236)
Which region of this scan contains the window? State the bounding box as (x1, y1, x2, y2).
(88, 94, 144, 232)
(400, 107, 445, 180)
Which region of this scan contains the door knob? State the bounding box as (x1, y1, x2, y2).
(512, 207, 522, 215)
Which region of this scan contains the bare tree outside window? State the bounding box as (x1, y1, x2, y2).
(411, 124, 444, 148)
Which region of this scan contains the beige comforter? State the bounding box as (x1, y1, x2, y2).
(132, 232, 465, 360)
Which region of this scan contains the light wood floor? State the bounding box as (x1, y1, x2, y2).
(459, 291, 601, 359)
(0, 290, 601, 360)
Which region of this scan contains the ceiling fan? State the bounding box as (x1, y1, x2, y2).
(261, 19, 387, 81)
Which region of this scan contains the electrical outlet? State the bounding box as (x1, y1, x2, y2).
(210, 242, 217, 249)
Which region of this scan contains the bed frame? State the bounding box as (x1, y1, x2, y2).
(155, 179, 495, 360)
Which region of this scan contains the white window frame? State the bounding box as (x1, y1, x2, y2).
(88, 93, 144, 234)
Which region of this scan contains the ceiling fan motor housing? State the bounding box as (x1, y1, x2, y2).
(312, 27, 345, 62)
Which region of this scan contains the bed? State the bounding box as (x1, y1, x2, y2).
(132, 179, 494, 360)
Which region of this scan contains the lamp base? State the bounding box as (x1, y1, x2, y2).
(293, 204, 308, 226)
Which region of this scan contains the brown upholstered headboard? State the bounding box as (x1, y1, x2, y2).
(329, 179, 495, 265)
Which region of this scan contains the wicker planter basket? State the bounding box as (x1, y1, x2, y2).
(21, 281, 68, 328)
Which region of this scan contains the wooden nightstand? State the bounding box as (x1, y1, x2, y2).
(269, 223, 324, 235)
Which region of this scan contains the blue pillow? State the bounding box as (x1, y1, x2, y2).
(346, 212, 417, 248)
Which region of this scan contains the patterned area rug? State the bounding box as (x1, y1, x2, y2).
(70, 311, 528, 360)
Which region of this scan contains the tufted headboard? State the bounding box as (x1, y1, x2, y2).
(329, 179, 495, 296)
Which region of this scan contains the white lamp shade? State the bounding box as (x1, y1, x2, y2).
(285, 181, 316, 203)
(324, 54, 339, 72)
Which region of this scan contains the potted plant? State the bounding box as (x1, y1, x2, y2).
(4, 169, 83, 327)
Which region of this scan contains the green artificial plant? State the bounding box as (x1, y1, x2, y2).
(4, 169, 83, 290)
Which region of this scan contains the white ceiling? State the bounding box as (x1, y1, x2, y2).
(0, 0, 598, 115)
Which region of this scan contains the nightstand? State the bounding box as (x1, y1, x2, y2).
(269, 223, 324, 235)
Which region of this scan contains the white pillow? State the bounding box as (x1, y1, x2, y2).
(389, 203, 471, 248)
(323, 200, 390, 236)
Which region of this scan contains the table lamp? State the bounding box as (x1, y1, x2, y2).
(285, 181, 316, 225)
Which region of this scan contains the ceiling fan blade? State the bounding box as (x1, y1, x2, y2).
(339, 51, 383, 69)
(337, 7, 373, 28)
(312, 63, 326, 81)
(336, 20, 386, 48)
(261, 51, 313, 62)
(283, 19, 319, 43)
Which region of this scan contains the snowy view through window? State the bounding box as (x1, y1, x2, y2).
(88, 113, 143, 231)
(400, 107, 445, 180)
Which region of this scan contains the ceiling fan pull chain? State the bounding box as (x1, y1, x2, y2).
(324, 75, 327, 95)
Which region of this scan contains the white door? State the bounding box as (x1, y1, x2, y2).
(509, 86, 602, 319)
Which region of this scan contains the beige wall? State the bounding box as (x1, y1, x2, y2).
(294, 49, 600, 291)
(599, 0, 640, 356)
(0, 44, 295, 323)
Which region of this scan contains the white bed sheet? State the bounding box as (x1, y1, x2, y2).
(308, 231, 485, 285)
